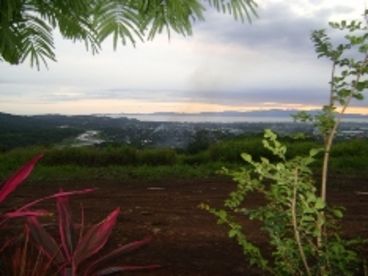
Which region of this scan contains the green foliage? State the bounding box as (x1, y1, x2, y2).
(208, 135, 271, 163)
(42, 146, 177, 166)
(0, 137, 366, 182)
(203, 12, 368, 276)
(201, 131, 364, 275)
(296, 13, 368, 139)
(0, 0, 257, 69)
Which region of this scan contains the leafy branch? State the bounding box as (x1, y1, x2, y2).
(0, 0, 258, 69)
(203, 10, 368, 275)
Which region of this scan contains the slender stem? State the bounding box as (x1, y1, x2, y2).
(321, 60, 337, 202)
(317, 60, 337, 255)
(318, 54, 368, 260)
(321, 54, 368, 202)
(321, 98, 349, 201)
(329, 62, 336, 106)
(291, 169, 312, 276)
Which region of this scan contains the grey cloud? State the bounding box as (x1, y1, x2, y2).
(3, 82, 367, 108)
(196, 2, 356, 52)
(183, 88, 329, 105)
(36, 87, 188, 102)
(38, 86, 340, 106)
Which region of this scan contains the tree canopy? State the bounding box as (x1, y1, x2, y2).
(0, 0, 257, 69)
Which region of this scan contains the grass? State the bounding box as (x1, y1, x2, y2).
(25, 163, 225, 182)
(0, 136, 367, 182)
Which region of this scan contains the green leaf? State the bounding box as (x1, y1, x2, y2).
(315, 198, 325, 210)
(356, 80, 368, 92)
(353, 93, 364, 100)
(241, 153, 252, 163)
(332, 209, 344, 219)
(309, 148, 322, 157)
(229, 228, 238, 238)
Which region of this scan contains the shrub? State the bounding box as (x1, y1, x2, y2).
(202, 12, 368, 275)
(137, 148, 177, 165)
(201, 130, 364, 275)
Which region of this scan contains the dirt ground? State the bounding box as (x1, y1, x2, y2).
(2, 175, 368, 275)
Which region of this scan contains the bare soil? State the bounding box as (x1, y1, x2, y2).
(2, 175, 368, 275)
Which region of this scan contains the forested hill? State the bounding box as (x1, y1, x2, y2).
(0, 113, 139, 150)
(0, 113, 79, 150)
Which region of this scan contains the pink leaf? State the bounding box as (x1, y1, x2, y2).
(0, 154, 43, 204)
(0, 236, 17, 253)
(26, 217, 65, 265)
(17, 188, 96, 211)
(0, 188, 95, 228)
(95, 265, 161, 276)
(84, 237, 152, 275)
(73, 208, 120, 267)
(57, 194, 75, 262)
(4, 209, 51, 218)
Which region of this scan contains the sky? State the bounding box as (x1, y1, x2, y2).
(0, 0, 368, 115)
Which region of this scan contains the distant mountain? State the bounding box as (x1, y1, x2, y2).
(119, 109, 368, 119)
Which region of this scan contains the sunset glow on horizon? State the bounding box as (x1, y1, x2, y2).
(1, 99, 367, 116)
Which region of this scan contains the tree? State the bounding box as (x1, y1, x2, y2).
(202, 11, 368, 275)
(0, 0, 257, 69)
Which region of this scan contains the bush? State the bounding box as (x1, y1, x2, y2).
(201, 130, 365, 275)
(137, 148, 177, 165)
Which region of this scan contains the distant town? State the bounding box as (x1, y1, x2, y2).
(0, 110, 367, 150)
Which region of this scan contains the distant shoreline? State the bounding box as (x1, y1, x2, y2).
(99, 110, 368, 123)
(2, 109, 367, 124)
(122, 115, 367, 123)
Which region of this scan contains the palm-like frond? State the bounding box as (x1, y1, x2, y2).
(0, 0, 258, 69)
(0, 0, 24, 64)
(35, 0, 100, 54)
(139, 0, 205, 40)
(94, 0, 142, 49)
(207, 0, 258, 22)
(19, 13, 55, 69)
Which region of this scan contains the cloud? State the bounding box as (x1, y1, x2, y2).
(0, 0, 366, 115)
(195, 1, 358, 52)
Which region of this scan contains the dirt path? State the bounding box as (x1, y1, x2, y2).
(2, 176, 368, 275)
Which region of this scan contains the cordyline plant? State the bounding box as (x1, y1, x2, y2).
(0, 154, 95, 236)
(1, 226, 54, 276)
(0, 155, 160, 275)
(0, 154, 93, 275)
(26, 194, 160, 276)
(201, 10, 368, 276)
(0, 154, 44, 219)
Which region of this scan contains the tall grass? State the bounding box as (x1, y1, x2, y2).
(43, 147, 177, 166)
(0, 137, 367, 182)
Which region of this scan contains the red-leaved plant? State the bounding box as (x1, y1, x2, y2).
(0, 155, 160, 275)
(0, 154, 45, 221)
(1, 226, 54, 276)
(0, 154, 94, 228)
(26, 194, 160, 276)
(0, 154, 95, 272)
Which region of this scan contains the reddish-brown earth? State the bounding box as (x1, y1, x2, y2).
(2, 176, 368, 275)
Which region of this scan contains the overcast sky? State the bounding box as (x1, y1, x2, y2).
(0, 0, 368, 115)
